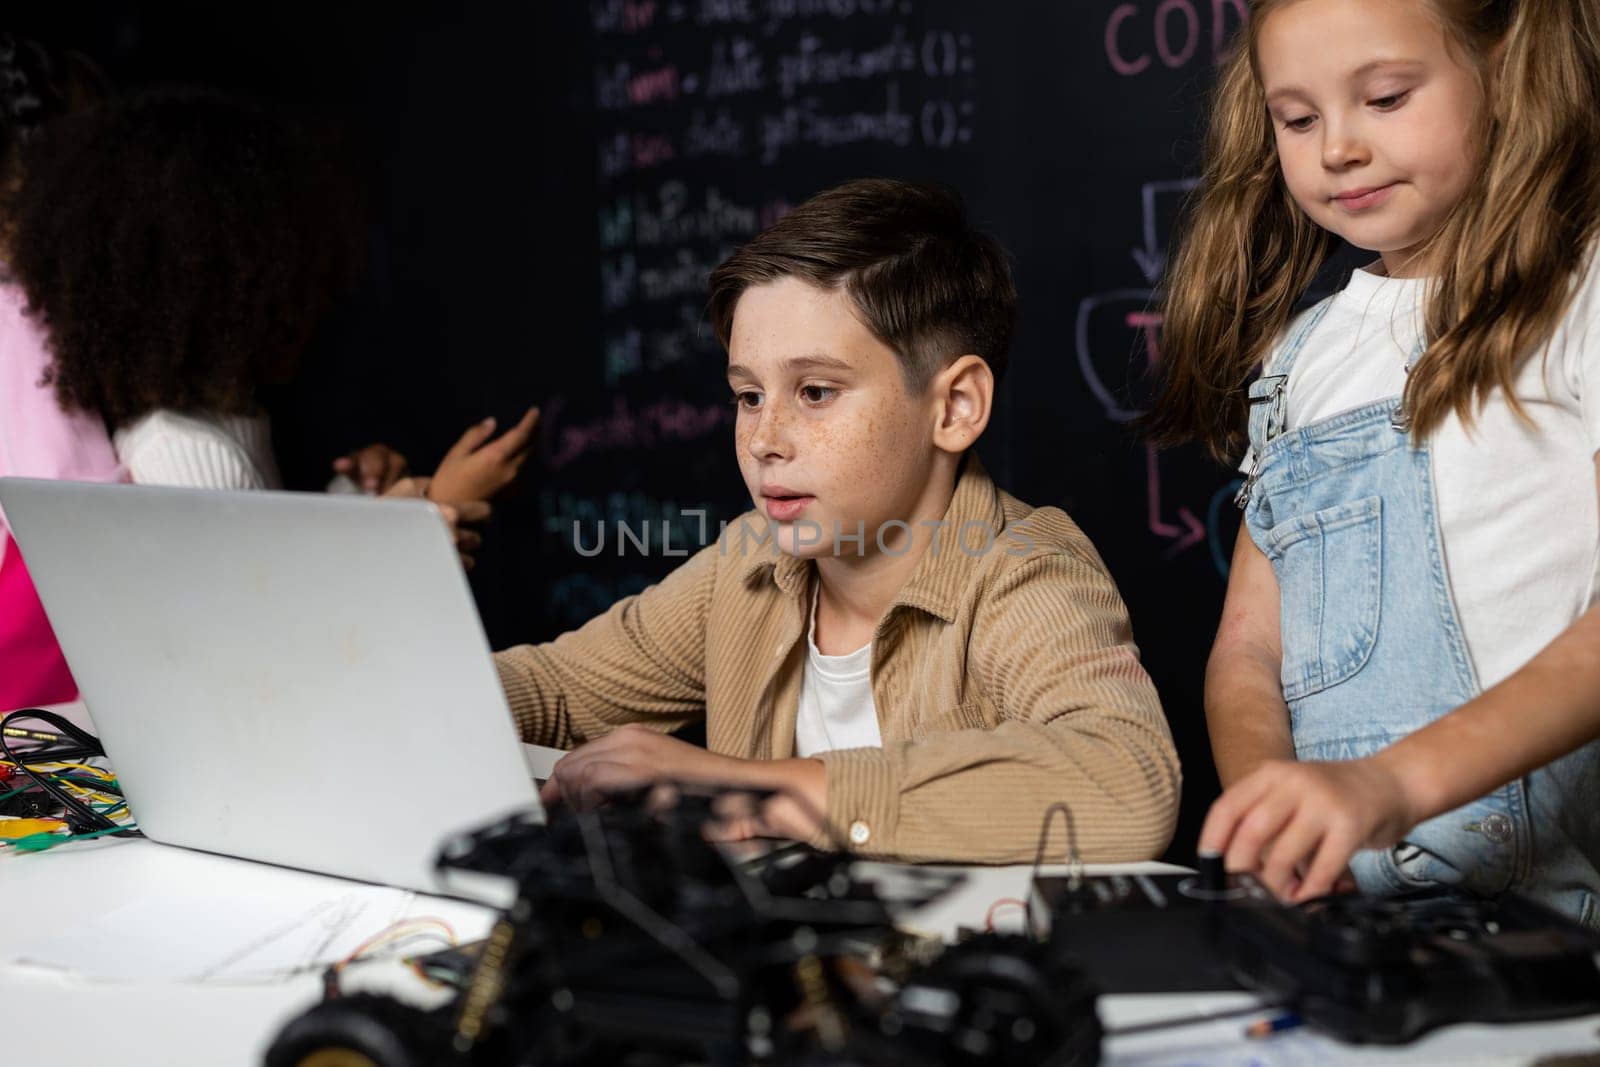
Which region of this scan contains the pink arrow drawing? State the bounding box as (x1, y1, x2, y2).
(1128, 308, 1206, 556)
(1147, 444, 1207, 556)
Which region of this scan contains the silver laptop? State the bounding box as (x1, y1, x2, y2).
(0, 478, 542, 894)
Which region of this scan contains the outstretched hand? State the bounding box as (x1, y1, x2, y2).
(427, 406, 540, 505)
(1197, 756, 1417, 902)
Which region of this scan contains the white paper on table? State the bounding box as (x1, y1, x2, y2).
(10, 882, 495, 984)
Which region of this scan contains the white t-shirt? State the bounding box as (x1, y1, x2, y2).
(1252, 259, 1600, 689)
(793, 588, 883, 757)
(113, 410, 282, 491)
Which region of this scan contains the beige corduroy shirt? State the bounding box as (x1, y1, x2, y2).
(494, 458, 1180, 864)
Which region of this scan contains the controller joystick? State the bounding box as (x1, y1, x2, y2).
(1175, 849, 1242, 903)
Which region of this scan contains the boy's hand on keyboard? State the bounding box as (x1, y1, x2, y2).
(700, 766, 826, 846)
(540, 724, 826, 843)
(540, 724, 732, 811)
(1198, 756, 1418, 904)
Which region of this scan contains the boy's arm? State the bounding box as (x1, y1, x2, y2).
(809, 547, 1181, 864)
(494, 540, 718, 747)
(1206, 528, 1296, 786)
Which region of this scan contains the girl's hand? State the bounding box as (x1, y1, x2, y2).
(332, 442, 409, 494)
(427, 406, 540, 505)
(1198, 756, 1420, 903)
(383, 475, 491, 570)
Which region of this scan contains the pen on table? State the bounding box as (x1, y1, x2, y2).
(1246, 1012, 1304, 1038)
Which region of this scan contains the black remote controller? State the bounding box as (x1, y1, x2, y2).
(1036, 855, 1600, 1042)
(1035, 854, 1275, 993)
(1222, 889, 1600, 1043)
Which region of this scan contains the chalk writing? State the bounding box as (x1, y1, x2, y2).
(1075, 181, 1211, 559)
(602, 305, 717, 386)
(1132, 178, 1199, 284)
(546, 572, 656, 625)
(541, 394, 735, 470)
(1104, 0, 1248, 76)
(579, 0, 980, 432)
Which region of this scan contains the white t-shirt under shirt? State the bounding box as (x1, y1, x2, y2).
(113, 410, 282, 491)
(1249, 259, 1600, 690)
(794, 586, 883, 757)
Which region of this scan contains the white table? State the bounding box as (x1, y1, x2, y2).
(4, 837, 1599, 1066)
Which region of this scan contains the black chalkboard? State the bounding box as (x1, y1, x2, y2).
(23, 0, 1365, 860)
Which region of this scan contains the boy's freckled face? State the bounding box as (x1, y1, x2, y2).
(727, 276, 938, 559)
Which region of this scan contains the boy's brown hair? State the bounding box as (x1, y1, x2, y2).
(708, 178, 1017, 389)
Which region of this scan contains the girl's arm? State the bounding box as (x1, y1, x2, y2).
(1201, 459, 1600, 901)
(1207, 527, 1296, 786)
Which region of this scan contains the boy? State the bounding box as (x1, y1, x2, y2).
(495, 179, 1179, 862)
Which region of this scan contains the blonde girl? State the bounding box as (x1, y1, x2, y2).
(1150, 0, 1600, 923)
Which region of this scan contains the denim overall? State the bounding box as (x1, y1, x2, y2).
(1237, 298, 1600, 926)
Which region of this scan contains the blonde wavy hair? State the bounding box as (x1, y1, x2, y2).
(1147, 0, 1600, 462)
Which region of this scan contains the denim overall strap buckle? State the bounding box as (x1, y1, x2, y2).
(1234, 297, 1337, 509)
(1235, 374, 1289, 508)
(1389, 336, 1428, 431)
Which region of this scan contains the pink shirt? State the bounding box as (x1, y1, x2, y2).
(0, 278, 122, 711)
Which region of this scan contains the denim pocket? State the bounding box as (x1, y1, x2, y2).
(1264, 496, 1382, 702)
(1372, 818, 1519, 899)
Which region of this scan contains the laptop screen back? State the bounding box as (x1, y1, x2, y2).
(0, 478, 541, 892)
